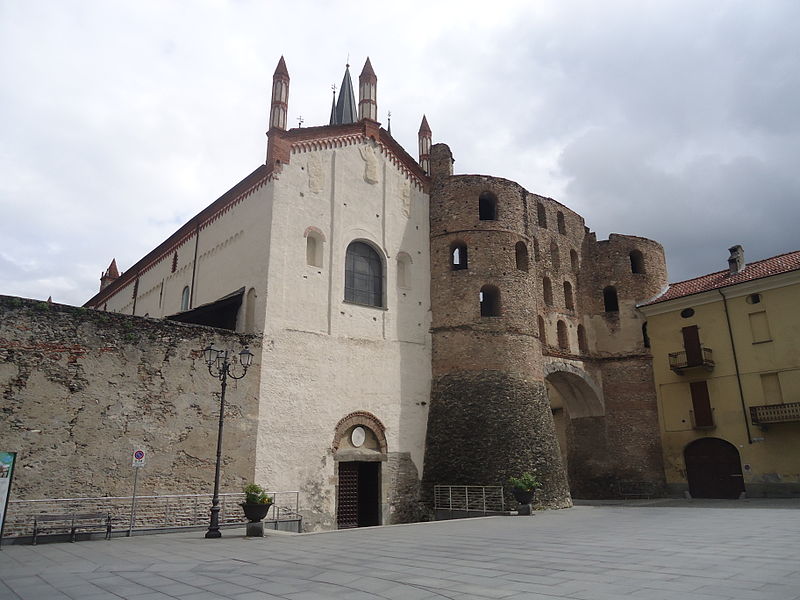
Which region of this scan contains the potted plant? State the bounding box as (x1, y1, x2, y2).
(240, 483, 273, 523)
(508, 471, 542, 505)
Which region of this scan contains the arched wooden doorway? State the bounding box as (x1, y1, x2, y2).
(684, 438, 745, 499)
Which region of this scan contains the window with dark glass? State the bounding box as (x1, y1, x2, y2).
(345, 242, 383, 307)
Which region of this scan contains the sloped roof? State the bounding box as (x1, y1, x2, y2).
(643, 249, 800, 305)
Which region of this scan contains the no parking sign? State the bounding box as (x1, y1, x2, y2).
(132, 449, 146, 468)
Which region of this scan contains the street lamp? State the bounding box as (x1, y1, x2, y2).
(202, 344, 254, 539)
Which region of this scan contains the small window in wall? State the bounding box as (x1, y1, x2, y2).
(538, 315, 547, 345)
(746, 293, 761, 305)
(570, 249, 579, 272)
(642, 322, 650, 348)
(543, 277, 553, 306)
(397, 253, 412, 288)
(479, 192, 497, 220)
(603, 286, 619, 312)
(557, 211, 566, 234)
(577, 324, 588, 354)
(345, 241, 384, 307)
(550, 241, 560, 271)
(537, 203, 547, 228)
(171, 252, 178, 273)
(515, 242, 529, 272)
(557, 320, 569, 351)
(629, 250, 645, 274)
(563, 281, 574, 310)
(181, 286, 190, 311)
(305, 228, 324, 267)
(690, 381, 714, 429)
(480, 285, 500, 317)
(748, 311, 771, 343)
(451, 242, 468, 270)
(533, 238, 541, 261)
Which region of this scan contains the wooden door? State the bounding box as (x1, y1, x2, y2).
(337, 462, 359, 529)
(684, 438, 745, 499)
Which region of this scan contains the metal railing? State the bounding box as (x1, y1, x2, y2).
(669, 346, 714, 372)
(434, 485, 505, 513)
(3, 490, 301, 539)
(750, 401, 800, 425)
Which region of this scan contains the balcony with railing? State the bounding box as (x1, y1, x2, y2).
(750, 402, 800, 425)
(669, 346, 714, 374)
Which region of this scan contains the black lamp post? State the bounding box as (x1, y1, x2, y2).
(202, 344, 254, 539)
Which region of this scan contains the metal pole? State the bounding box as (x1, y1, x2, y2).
(205, 359, 227, 539)
(129, 467, 139, 537)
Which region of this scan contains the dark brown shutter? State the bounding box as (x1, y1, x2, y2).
(682, 326, 702, 367)
(690, 381, 714, 428)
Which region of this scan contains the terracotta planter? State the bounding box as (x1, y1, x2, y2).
(241, 502, 272, 523)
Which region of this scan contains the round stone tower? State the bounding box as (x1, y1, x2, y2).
(422, 143, 572, 509)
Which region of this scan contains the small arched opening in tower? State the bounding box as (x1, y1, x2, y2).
(642, 322, 650, 348)
(478, 192, 497, 221)
(515, 241, 529, 272)
(450, 241, 468, 270)
(570, 249, 579, 272)
(480, 285, 500, 316)
(563, 281, 574, 310)
(603, 286, 619, 312)
(550, 241, 560, 271)
(629, 250, 646, 274)
(537, 202, 547, 228)
(557, 320, 569, 351)
(557, 211, 566, 235)
(542, 277, 553, 306)
(538, 315, 547, 345)
(577, 324, 588, 354)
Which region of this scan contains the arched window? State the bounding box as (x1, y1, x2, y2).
(451, 242, 468, 270)
(180, 286, 190, 311)
(543, 277, 553, 306)
(397, 253, 412, 288)
(630, 250, 645, 274)
(538, 315, 547, 345)
(533, 238, 541, 261)
(577, 324, 588, 354)
(550, 241, 560, 271)
(570, 249, 579, 272)
(642, 322, 650, 348)
(305, 227, 325, 268)
(480, 285, 500, 317)
(603, 286, 619, 312)
(563, 281, 574, 310)
(479, 192, 497, 221)
(515, 242, 529, 272)
(557, 320, 569, 351)
(345, 241, 383, 307)
(557, 211, 566, 234)
(537, 202, 547, 228)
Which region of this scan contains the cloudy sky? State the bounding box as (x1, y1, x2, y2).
(2, 0, 798, 306)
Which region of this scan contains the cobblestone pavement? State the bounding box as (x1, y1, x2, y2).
(1, 499, 799, 600)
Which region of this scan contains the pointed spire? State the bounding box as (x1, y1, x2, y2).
(269, 56, 290, 131)
(331, 63, 358, 125)
(387, 110, 392, 135)
(418, 115, 432, 175)
(329, 85, 337, 125)
(358, 57, 378, 122)
(100, 258, 120, 291)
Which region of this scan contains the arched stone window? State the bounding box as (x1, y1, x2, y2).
(180, 286, 190, 311)
(570, 249, 579, 272)
(345, 241, 383, 307)
(537, 202, 547, 228)
(397, 252, 412, 288)
(557, 211, 566, 234)
(478, 191, 497, 221)
(630, 250, 645, 274)
(451, 241, 468, 270)
(550, 241, 560, 271)
(538, 315, 547, 345)
(515, 241, 529, 272)
(543, 277, 553, 306)
(480, 285, 500, 317)
(557, 320, 569, 351)
(603, 286, 619, 312)
(577, 324, 588, 354)
(563, 281, 574, 310)
(533, 238, 541, 261)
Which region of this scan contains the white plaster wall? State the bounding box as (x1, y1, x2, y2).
(254, 140, 431, 528)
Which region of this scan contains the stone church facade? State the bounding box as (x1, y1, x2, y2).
(77, 56, 669, 529)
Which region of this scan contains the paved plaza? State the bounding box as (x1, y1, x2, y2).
(1, 499, 799, 600)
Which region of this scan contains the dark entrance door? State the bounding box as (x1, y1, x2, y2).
(337, 461, 380, 529)
(684, 438, 745, 499)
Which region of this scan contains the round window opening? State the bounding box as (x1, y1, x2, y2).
(350, 426, 366, 448)
(680, 308, 695, 318)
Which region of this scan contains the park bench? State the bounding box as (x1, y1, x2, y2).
(32, 513, 112, 544)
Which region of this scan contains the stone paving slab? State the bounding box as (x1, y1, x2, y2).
(1, 500, 799, 599)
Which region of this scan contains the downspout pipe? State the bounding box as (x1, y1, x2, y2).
(719, 288, 753, 444)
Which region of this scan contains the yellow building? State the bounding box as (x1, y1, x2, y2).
(639, 246, 800, 498)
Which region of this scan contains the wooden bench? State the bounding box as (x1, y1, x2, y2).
(32, 513, 112, 544)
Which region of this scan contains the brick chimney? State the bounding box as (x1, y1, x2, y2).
(728, 245, 745, 275)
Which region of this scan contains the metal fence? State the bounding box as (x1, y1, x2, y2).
(434, 485, 505, 518)
(3, 490, 301, 540)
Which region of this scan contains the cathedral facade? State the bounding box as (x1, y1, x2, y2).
(85, 57, 668, 529)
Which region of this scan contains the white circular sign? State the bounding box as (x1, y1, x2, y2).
(351, 426, 366, 448)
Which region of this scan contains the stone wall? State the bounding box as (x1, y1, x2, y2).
(0, 296, 261, 519)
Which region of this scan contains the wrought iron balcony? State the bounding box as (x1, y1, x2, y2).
(669, 347, 714, 374)
(750, 402, 800, 425)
